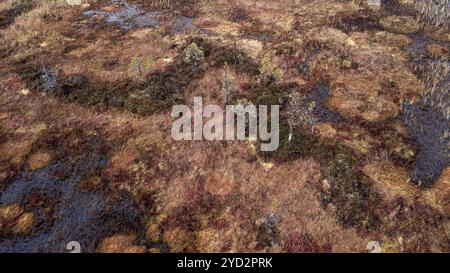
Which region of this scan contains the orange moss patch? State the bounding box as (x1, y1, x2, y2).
(426, 44, 449, 58)
(98, 234, 146, 253)
(425, 27, 450, 42)
(0, 203, 34, 235)
(0, 203, 23, 224)
(11, 212, 33, 235)
(204, 169, 236, 196)
(27, 151, 52, 171)
(314, 122, 337, 139)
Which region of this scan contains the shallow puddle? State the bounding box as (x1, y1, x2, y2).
(310, 83, 342, 123)
(374, 1, 450, 186)
(400, 59, 450, 186)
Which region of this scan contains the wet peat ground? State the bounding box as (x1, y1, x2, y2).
(393, 20, 449, 186)
(0, 153, 141, 252)
(338, 0, 450, 187)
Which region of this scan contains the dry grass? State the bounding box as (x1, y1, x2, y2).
(1, 0, 66, 52)
(0, 0, 30, 12)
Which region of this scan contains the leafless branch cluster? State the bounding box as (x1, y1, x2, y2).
(287, 91, 317, 134)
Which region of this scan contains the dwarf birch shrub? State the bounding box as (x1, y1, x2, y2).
(183, 42, 204, 69)
(259, 54, 284, 84)
(128, 56, 154, 82)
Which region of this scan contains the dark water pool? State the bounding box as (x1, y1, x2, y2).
(0, 153, 140, 253)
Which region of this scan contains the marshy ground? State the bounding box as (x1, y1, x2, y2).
(0, 0, 449, 252)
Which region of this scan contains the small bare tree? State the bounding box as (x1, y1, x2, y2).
(287, 91, 317, 140)
(221, 62, 234, 104)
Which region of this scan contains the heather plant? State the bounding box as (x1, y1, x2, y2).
(235, 98, 253, 106)
(229, 40, 242, 65)
(272, 68, 284, 82)
(0, 0, 33, 12)
(259, 54, 271, 77)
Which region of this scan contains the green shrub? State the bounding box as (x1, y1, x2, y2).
(183, 42, 204, 69)
(259, 54, 284, 84)
(128, 56, 154, 82)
